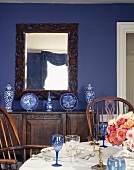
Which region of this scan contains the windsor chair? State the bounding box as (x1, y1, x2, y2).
(0, 106, 49, 170)
(86, 96, 134, 141)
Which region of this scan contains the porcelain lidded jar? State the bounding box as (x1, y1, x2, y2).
(45, 92, 53, 112)
(85, 83, 95, 105)
(4, 83, 14, 112)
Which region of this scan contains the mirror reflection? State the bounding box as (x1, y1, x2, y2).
(15, 23, 78, 100)
(25, 33, 68, 90)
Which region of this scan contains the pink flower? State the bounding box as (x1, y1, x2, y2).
(116, 118, 127, 126)
(126, 129, 134, 139)
(108, 124, 116, 132)
(116, 128, 127, 141)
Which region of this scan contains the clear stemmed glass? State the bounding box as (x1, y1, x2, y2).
(51, 134, 64, 167)
(99, 122, 108, 148)
(65, 135, 80, 163)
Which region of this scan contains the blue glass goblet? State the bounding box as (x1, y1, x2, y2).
(51, 134, 64, 167)
(99, 122, 108, 148)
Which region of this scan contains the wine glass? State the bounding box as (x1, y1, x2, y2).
(51, 134, 64, 167)
(65, 135, 80, 163)
(99, 122, 108, 148)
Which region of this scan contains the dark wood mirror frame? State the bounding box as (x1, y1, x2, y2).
(15, 23, 78, 100)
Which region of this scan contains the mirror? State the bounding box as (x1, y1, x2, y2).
(15, 23, 78, 100)
(25, 33, 68, 90)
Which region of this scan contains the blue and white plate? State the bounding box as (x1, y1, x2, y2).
(20, 93, 39, 111)
(60, 93, 78, 111)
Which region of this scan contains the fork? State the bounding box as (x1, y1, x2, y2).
(81, 153, 95, 160)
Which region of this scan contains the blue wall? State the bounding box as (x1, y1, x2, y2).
(0, 3, 134, 111)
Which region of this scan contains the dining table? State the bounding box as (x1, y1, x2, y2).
(19, 141, 134, 170)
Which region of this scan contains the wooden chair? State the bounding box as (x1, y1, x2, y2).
(86, 96, 134, 141)
(0, 106, 49, 170)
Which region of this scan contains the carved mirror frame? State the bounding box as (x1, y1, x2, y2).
(15, 23, 78, 100)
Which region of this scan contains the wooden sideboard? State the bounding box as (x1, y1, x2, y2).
(7, 111, 89, 145)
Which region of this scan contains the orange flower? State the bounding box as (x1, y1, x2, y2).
(120, 119, 134, 129)
(116, 128, 127, 141)
(106, 132, 122, 146)
(107, 112, 134, 146)
(126, 118, 134, 128)
(113, 138, 122, 146)
(106, 125, 124, 146)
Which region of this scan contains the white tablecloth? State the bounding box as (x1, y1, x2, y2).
(19, 142, 133, 170)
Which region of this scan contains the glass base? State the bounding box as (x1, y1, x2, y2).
(70, 159, 79, 163)
(52, 163, 62, 167)
(70, 156, 79, 163)
(100, 145, 108, 148)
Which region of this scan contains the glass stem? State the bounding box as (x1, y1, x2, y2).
(71, 154, 75, 162)
(56, 151, 59, 164)
(102, 136, 105, 146)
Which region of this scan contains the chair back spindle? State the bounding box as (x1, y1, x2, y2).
(0, 106, 49, 170)
(86, 96, 134, 140)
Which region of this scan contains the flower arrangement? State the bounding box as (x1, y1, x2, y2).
(106, 111, 134, 149)
(123, 127, 134, 151)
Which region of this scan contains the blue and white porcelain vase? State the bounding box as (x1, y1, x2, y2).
(45, 92, 53, 112)
(85, 83, 95, 106)
(4, 83, 14, 112)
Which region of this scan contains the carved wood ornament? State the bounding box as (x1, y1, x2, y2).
(15, 23, 78, 100)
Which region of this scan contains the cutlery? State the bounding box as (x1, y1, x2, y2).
(31, 154, 54, 162)
(80, 153, 95, 160)
(31, 154, 44, 160)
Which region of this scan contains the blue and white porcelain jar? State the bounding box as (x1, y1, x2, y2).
(4, 83, 14, 112)
(45, 92, 53, 112)
(85, 83, 95, 106)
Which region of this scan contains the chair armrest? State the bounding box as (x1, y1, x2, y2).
(22, 145, 50, 149)
(22, 145, 51, 162)
(0, 159, 17, 165)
